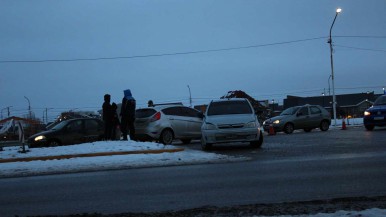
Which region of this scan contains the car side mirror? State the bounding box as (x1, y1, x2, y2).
(198, 112, 204, 119)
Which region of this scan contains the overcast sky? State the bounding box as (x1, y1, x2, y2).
(1, 0, 385, 121)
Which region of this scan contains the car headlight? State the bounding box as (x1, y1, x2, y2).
(245, 121, 256, 128)
(203, 123, 216, 130)
(273, 120, 280, 124)
(364, 111, 371, 116)
(34, 135, 46, 141)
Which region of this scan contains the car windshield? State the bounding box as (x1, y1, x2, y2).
(207, 100, 252, 116)
(136, 109, 157, 118)
(374, 95, 386, 106)
(280, 107, 300, 115)
(50, 120, 69, 130)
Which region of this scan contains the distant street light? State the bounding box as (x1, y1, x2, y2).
(187, 85, 192, 108)
(328, 7, 342, 126)
(24, 96, 31, 119)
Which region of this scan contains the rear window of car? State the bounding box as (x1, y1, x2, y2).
(136, 109, 157, 118)
(207, 100, 252, 116)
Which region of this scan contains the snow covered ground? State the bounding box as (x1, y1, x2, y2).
(0, 140, 249, 178)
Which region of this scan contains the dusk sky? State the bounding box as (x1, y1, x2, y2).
(1, 0, 385, 122)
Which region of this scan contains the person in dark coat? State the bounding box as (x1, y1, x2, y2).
(120, 89, 136, 141)
(102, 94, 112, 140)
(110, 102, 120, 140)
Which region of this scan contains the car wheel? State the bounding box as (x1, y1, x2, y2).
(48, 139, 61, 147)
(201, 137, 212, 150)
(320, 120, 330, 131)
(160, 129, 174, 145)
(250, 133, 263, 148)
(365, 125, 375, 131)
(284, 123, 294, 134)
(181, 139, 192, 144)
(304, 128, 312, 132)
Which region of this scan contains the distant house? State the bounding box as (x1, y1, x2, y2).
(283, 92, 381, 118)
(0, 116, 44, 139)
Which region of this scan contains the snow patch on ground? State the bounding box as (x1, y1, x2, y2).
(0, 140, 249, 177)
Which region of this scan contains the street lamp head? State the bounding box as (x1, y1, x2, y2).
(336, 8, 342, 13)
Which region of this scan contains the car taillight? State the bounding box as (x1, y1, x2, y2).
(150, 112, 161, 122)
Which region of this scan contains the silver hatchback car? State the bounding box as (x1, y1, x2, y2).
(134, 104, 203, 144)
(201, 98, 264, 150)
(263, 104, 331, 134)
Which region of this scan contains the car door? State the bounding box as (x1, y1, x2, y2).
(180, 107, 203, 138)
(83, 119, 103, 143)
(61, 119, 84, 145)
(309, 106, 323, 128)
(162, 107, 188, 138)
(293, 106, 311, 129)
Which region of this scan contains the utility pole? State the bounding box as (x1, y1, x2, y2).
(1, 106, 13, 120)
(45, 108, 53, 124)
(187, 85, 192, 108)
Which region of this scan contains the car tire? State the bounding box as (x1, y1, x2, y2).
(48, 139, 61, 147)
(201, 137, 212, 150)
(320, 120, 330, 131)
(304, 128, 312, 132)
(181, 139, 192, 144)
(160, 129, 174, 145)
(365, 125, 375, 131)
(284, 123, 294, 134)
(250, 133, 263, 148)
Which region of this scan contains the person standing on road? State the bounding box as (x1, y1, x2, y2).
(120, 89, 136, 141)
(110, 102, 120, 140)
(102, 94, 113, 140)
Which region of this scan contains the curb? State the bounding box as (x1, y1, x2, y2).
(0, 148, 185, 164)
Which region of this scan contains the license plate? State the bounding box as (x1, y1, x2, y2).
(374, 117, 384, 120)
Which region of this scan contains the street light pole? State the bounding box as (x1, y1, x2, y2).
(24, 96, 31, 119)
(187, 85, 192, 108)
(328, 8, 342, 126)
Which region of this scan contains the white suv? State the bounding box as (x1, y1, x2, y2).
(201, 98, 263, 150)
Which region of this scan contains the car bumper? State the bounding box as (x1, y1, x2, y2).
(27, 140, 47, 148)
(202, 128, 261, 144)
(135, 127, 162, 141)
(364, 115, 386, 127)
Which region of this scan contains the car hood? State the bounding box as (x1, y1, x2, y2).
(265, 115, 289, 123)
(367, 105, 386, 111)
(28, 130, 56, 139)
(205, 114, 257, 125)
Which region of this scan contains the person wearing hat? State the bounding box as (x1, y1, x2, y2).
(120, 89, 136, 141)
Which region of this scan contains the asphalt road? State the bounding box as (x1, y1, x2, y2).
(1, 126, 386, 217)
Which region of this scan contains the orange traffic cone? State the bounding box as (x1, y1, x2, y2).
(341, 118, 347, 130)
(269, 124, 276, 135)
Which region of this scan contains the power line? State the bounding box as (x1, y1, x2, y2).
(0, 37, 327, 64)
(335, 44, 386, 53)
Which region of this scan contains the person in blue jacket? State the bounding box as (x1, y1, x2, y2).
(120, 89, 136, 141)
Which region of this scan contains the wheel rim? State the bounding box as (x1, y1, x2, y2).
(321, 121, 329, 131)
(285, 124, 294, 134)
(162, 130, 173, 144)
